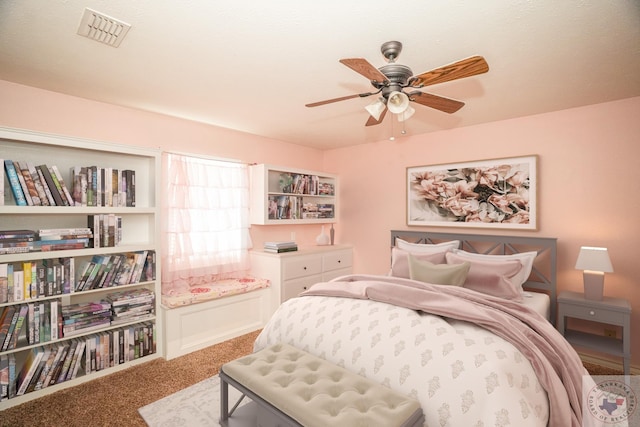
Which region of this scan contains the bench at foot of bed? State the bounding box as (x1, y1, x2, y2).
(219, 343, 424, 427)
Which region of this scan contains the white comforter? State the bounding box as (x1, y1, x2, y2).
(255, 294, 550, 427)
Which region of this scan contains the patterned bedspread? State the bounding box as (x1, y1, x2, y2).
(254, 275, 585, 427)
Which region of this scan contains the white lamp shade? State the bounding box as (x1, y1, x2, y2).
(397, 105, 415, 122)
(387, 91, 410, 114)
(575, 246, 613, 273)
(365, 98, 386, 121)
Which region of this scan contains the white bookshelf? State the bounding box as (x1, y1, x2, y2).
(0, 127, 162, 409)
(249, 164, 337, 225)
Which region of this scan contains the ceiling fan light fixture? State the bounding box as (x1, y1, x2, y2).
(365, 98, 386, 121)
(397, 105, 415, 122)
(387, 91, 410, 114)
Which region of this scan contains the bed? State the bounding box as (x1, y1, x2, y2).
(253, 231, 588, 427)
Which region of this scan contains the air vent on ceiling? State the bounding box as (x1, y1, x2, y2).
(77, 8, 131, 48)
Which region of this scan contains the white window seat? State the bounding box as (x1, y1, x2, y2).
(161, 277, 273, 360)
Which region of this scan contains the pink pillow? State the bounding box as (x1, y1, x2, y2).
(390, 247, 448, 279)
(445, 252, 524, 301)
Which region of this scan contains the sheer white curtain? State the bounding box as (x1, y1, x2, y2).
(161, 152, 252, 296)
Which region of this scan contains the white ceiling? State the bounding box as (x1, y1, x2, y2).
(1, 1, 639, 150)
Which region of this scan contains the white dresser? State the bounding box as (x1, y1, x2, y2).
(250, 245, 353, 305)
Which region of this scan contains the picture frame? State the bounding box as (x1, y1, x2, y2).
(407, 155, 537, 229)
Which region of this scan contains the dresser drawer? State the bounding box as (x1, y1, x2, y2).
(282, 275, 322, 301)
(560, 303, 626, 325)
(282, 256, 322, 280)
(323, 250, 353, 272)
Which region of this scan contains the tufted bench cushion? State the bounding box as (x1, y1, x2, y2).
(219, 343, 424, 427)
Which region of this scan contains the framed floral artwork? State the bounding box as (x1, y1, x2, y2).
(407, 155, 537, 229)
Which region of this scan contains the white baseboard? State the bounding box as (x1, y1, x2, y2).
(162, 288, 272, 360)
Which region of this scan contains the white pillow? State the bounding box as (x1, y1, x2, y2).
(396, 238, 461, 253)
(450, 249, 537, 288)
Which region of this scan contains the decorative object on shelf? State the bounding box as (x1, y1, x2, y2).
(407, 155, 537, 230)
(316, 225, 330, 246)
(574, 246, 613, 301)
(330, 224, 335, 245)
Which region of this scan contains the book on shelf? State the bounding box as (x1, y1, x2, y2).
(44, 165, 69, 206)
(107, 288, 154, 307)
(263, 241, 297, 249)
(0, 158, 4, 207)
(7, 353, 16, 399)
(0, 263, 7, 304)
(16, 161, 39, 206)
(3, 304, 28, 351)
(0, 229, 37, 240)
(36, 164, 65, 206)
(32, 345, 58, 391)
(37, 227, 93, 240)
(24, 346, 51, 394)
(263, 246, 298, 253)
(15, 347, 45, 396)
(0, 306, 17, 349)
(0, 354, 8, 400)
(4, 160, 28, 206)
(49, 165, 75, 206)
(26, 162, 50, 206)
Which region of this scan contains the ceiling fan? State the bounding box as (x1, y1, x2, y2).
(305, 41, 489, 126)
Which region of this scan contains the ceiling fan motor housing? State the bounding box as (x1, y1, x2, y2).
(375, 63, 413, 98)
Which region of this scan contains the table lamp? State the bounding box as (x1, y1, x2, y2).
(574, 246, 613, 301)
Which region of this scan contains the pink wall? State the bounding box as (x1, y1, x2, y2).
(325, 96, 640, 368)
(2, 79, 638, 368)
(0, 80, 326, 245)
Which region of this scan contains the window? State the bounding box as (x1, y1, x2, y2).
(161, 152, 251, 296)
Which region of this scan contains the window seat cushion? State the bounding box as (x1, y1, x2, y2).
(161, 276, 270, 308)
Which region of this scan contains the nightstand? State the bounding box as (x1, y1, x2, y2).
(557, 290, 631, 375)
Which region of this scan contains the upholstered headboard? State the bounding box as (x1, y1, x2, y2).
(390, 230, 558, 324)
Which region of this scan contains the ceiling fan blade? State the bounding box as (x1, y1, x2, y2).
(339, 58, 388, 83)
(305, 92, 375, 107)
(409, 91, 465, 114)
(365, 107, 387, 126)
(411, 56, 489, 88)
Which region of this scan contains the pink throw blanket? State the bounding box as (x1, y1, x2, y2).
(301, 274, 586, 427)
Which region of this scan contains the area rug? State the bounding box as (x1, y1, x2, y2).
(138, 375, 246, 427)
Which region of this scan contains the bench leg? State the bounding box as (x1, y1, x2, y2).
(220, 376, 229, 426)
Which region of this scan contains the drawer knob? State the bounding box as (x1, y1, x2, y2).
(338, 260, 341, 264)
(589, 310, 595, 316)
(303, 266, 307, 270)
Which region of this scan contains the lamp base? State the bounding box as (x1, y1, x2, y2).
(583, 271, 604, 301)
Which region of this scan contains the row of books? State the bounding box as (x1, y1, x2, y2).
(107, 288, 155, 326)
(0, 288, 155, 352)
(0, 216, 126, 254)
(87, 214, 122, 248)
(71, 165, 135, 207)
(268, 195, 335, 220)
(0, 300, 62, 352)
(0, 228, 93, 255)
(1, 159, 137, 208)
(3, 160, 74, 207)
(76, 251, 156, 292)
(61, 301, 112, 337)
(0, 322, 156, 400)
(0, 251, 156, 304)
(263, 241, 298, 253)
(0, 258, 73, 304)
(278, 173, 335, 196)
